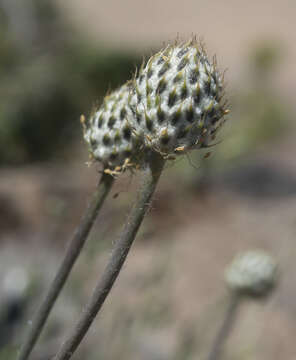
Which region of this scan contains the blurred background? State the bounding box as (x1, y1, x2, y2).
(1, 0, 296, 359)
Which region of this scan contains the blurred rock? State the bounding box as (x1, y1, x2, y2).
(220, 161, 296, 198)
(0, 267, 30, 348)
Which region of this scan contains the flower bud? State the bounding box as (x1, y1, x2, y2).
(84, 83, 143, 171)
(225, 250, 278, 298)
(83, 39, 229, 172)
(129, 39, 228, 156)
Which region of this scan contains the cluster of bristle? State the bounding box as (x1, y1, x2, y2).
(83, 38, 229, 173)
(83, 84, 145, 172)
(129, 39, 228, 156)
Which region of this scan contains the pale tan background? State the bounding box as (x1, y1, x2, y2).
(57, 0, 296, 99)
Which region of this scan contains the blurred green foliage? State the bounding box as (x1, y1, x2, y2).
(0, 346, 16, 360)
(250, 41, 282, 79)
(0, 0, 141, 165)
(216, 41, 289, 165)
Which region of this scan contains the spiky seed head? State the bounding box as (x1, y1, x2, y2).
(83, 38, 229, 172)
(225, 250, 278, 298)
(129, 39, 228, 156)
(83, 83, 144, 170)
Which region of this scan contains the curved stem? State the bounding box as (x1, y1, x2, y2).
(53, 153, 165, 360)
(206, 293, 240, 360)
(18, 172, 114, 360)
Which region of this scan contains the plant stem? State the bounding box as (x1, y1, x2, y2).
(206, 293, 240, 360)
(18, 172, 114, 360)
(53, 153, 165, 360)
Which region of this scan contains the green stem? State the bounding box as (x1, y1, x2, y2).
(206, 293, 240, 360)
(53, 153, 165, 360)
(18, 172, 114, 360)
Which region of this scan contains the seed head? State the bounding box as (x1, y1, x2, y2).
(83, 83, 144, 171)
(129, 39, 228, 156)
(225, 250, 278, 298)
(83, 38, 229, 172)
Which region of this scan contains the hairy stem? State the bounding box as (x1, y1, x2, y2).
(53, 153, 165, 360)
(206, 293, 240, 360)
(18, 172, 114, 360)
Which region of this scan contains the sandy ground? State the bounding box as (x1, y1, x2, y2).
(2, 135, 296, 359)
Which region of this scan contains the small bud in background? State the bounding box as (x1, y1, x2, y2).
(225, 250, 278, 298)
(207, 251, 278, 360)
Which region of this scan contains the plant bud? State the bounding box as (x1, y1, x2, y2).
(84, 39, 229, 172)
(84, 83, 144, 171)
(225, 250, 278, 298)
(129, 39, 228, 156)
